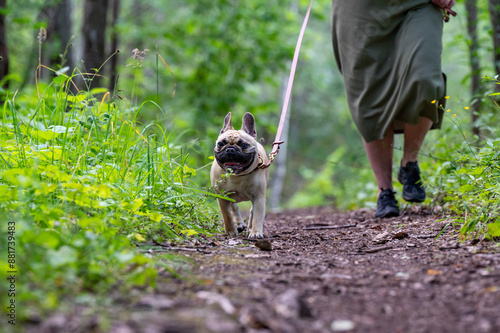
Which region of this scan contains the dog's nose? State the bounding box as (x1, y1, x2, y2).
(226, 146, 237, 153)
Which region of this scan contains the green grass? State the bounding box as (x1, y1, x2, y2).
(0, 72, 220, 324)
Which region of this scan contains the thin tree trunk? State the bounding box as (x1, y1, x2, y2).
(0, 0, 9, 91)
(39, 0, 74, 77)
(489, 0, 500, 103)
(109, 0, 120, 94)
(465, 0, 481, 137)
(82, 0, 109, 90)
(132, 0, 143, 50)
(52, 0, 74, 71)
(489, 0, 500, 76)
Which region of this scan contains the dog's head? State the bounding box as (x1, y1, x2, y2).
(214, 112, 259, 174)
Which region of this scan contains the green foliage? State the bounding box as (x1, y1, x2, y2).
(437, 137, 500, 239)
(288, 146, 378, 210)
(0, 72, 220, 321)
(116, 0, 299, 137)
(424, 77, 500, 240)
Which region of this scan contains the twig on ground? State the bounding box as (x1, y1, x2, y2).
(303, 224, 357, 231)
(362, 245, 393, 253)
(413, 234, 439, 239)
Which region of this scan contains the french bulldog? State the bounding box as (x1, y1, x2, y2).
(210, 112, 269, 238)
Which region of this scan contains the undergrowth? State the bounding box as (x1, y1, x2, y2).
(0, 69, 220, 324)
(427, 76, 500, 240)
(289, 76, 500, 241)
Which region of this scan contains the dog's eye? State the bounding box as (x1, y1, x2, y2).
(238, 141, 250, 149)
(217, 141, 225, 148)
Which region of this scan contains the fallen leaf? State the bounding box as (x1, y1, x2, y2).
(427, 269, 442, 275)
(393, 231, 409, 240)
(255, 240, 272, 251)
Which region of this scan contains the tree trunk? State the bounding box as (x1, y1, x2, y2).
(489, 0, 500, 103)
(0, 0, 9, 91)
(40, 0, 74, 77)
(132, 0, 144, 49)
(465, 0, 481, 137)
(109, 0, 120, 94)
(489, 0, 500, 76)
(82, 0, 109, 90)
(52, 0, 74, 71)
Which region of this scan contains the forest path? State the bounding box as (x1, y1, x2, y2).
(35, 207, 500, 333)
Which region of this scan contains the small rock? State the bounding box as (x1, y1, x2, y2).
(395, 272, 410, 279)
(197, 291, 235, 315)
(373, 231, 391, 244)
(227, 239, 241, 246)
(274, 289, 312, 319)
(331, 319, 356, 331)
(136, 295, 174, 310)
(239, 307, 270, 329)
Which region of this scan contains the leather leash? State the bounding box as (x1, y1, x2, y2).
(259, 0, 314, 169)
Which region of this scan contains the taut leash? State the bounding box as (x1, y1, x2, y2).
(259, 0, 314, 169)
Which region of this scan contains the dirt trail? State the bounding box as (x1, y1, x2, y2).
(34, 207, 500, 333)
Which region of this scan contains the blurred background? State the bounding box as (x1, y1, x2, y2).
(1, 0, 499, 211)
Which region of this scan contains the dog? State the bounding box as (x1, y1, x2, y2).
(210, 112, 269, 238)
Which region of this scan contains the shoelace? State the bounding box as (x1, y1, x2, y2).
(405, 162, 422, 186)
(379, 189, 396, 202)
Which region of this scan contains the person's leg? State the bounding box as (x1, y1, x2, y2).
(402, 117, 433, 165)
(398, 116, 433, 203)
(364, 126, 399, 218)
(363, 126, 395, 196)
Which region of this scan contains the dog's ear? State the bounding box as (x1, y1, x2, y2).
(241, 112, 257, 138)
(221, 112, 234, 134)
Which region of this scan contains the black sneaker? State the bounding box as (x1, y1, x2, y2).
(398, 161, 426, 203)
(375, 188, 399, 218)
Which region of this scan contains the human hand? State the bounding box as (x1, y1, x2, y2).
(431, 0, 457, 22)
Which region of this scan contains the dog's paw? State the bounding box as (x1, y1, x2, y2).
(237, 223, 246, 233)
(247, 232, 264, 239)
(226, 230, 239, 238)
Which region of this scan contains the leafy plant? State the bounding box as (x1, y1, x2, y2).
(419, 76, 500, 240)
(0, 69, 220, 323)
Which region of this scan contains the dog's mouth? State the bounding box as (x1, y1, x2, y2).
(215, 146, 256, 175)
(222, 160, 253, 174)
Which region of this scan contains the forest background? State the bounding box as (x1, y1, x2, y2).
(0, 0, 499, 328)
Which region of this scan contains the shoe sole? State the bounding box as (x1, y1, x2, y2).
(402, 195, 425, 203)
(375, 208, 400, 218)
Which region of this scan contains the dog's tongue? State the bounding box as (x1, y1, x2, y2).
(224, 162, 241, 167)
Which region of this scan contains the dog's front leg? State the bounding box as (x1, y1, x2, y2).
(229, 202, 246, 233)
(248, 197, 265, 239)
(247, 206, 254, 231)
(217, 199, 238, 237)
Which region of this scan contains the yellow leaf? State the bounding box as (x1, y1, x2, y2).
(134, 233, 146, 242)
(181, 229, 198, 236)
(149, 212, 163, 222)
(97, 184, 113, 198)
(131, 198, 143, 212)
(427, 269, 442, 275)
